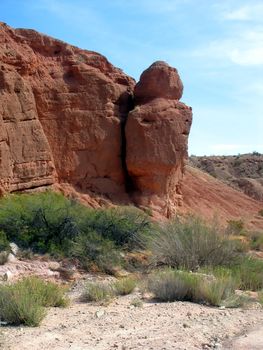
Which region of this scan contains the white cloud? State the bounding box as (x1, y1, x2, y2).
(192, 28, 263, 66)
(222, 3, 263, 21)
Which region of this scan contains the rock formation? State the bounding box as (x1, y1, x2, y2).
(0, 22, 192, 216)
(126, 62, 192, 216)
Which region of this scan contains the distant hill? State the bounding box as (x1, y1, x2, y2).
(182, 165, 263, 230)
(189, 153, 263, 201)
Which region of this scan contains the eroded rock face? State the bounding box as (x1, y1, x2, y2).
(0, 22, 135, 200)
(126, 62, 192, 216)
(0, 60, 56, 192)
(0, 23, 192, 216)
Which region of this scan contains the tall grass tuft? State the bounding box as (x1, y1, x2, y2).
(150, 216, 241, 271)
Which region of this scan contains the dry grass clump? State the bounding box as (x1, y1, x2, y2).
(148, 269, 237, 306)
(0, 277, 69, 326)
(82, 282, 114, 302)
(113, 277, 137, 296)
(82, 277, 137, 302)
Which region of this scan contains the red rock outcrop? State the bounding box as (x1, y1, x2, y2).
(126, 62, 192, 216)
(0, 23, 192, 216)
(0, 22, 135, 201)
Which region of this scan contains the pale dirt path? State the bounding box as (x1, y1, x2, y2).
(1, 292, 263, 350)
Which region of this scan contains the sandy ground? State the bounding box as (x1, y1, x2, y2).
(1, 281, 263, 350)
(223, 325, 263, 350)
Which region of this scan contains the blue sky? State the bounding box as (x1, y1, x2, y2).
(1, 0, 263, 155)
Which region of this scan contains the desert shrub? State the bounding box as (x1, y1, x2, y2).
(82, 206, 152, 250)
(69, 231, 123, 273)
(0, 192, 83, 255)
(258, 209, 263, 217)
(113, 277, 137, 295)
(82, 282, 114, 302)
(231, 257, 263, 291)
(150, 216, 240, 270)
(258, 291, 263, 305)
(18, 276, 69, 307)
(0, 285, 46, 326)
(226, 220, 245, 235)
(0, 251, 8, 265)
(198, 276, 236, 306)
(249, 232, 263, 251)
(130, 298, 143, 307)
(147, 269, 236, 306)
(0, 230, 10, 252)
(148, 269, 198, 302)
(0, 277, 68, 326)
(0, 193, 152, 266)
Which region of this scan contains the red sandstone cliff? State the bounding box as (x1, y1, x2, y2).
(0, 22, 192, 216)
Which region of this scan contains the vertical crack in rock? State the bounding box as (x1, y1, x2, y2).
(117, 90, 135, 194)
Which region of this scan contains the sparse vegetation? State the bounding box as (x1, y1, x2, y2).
(147, 269, 237, 306)
(0, 277, 68, 326)
(0, 230, 10, 252)
(231, 257, 263, 291)
(113, 277, 137, 295)
(130, 298, 143, 307)
(150, 216, 241, 270)
(227, 219, 245, 235)
(0, 251, 8, 265)
(0, 192, 152, 272)
(249, 231, 263, 251)
(1, 191, 263, 313)
(82, 282, 114, 302)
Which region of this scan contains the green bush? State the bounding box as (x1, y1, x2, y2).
(258, 291, 263, 305)
(198, 276, 236, 306)
(0, 277, 68, 326)
(113, 277, 137, 295)
(147, 269, 236, 306)
(19, 276, 69, 307)
(0, 193, 152, 269)
(82, 282, 114, 302)
(0, 251, 8, 265)
(0, 230, 10, 252)
(69, 231, 123, 273)
(0, 192, 82, 255)
(150, 216, 240, 270)
(249, 232, 263, 251)
(148, 269, 198, 302)
(231, 257, 263, 291)
(82, 206, 152, 250)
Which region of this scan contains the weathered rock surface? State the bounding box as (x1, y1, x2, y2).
(0, 23, 192, 216)
(126, 62, 192, 216)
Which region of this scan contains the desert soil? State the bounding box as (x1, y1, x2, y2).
(1, 276, 263, 350)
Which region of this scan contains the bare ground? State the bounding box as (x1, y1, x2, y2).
(1, 280, 263, 350)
